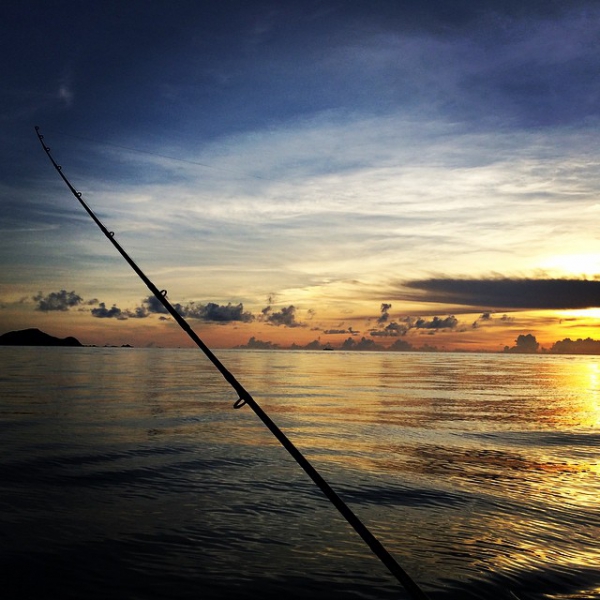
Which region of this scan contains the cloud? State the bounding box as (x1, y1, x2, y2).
(341, 336, 378, 351)
(368, 310, 457, 337)
(236, 336, 279, 350)
(143, 295, 169, 314)
(550, 337, 600, 355)
(89, 299, 150, 320)
(370, 321, 409, 337)
(324, 327, 358, 335)
(57, 82, 74, 107)
(472, 311, 493, 328)
(34, 290, 83, 312)
(261, 305, 303, 327)
(184, 302, 254, 323)
(414, 315, 459, 330)
(91, 302, 126, 319)
(369, 304, 411, 337)
(378, 303, 392, 324)
(125, 306, 150, 319)
(504, 333, 540, 354)
(402, 278, 600, 310)
(389, 339, 414, 351)
(142, 296, 253, 323)
(290, 339, 325, 350)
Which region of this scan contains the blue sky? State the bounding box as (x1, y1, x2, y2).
(2, 1, 600, 349)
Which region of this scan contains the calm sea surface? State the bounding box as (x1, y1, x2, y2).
(1, 348, 599, 599)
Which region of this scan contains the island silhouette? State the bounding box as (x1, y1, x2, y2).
(0, 328, 82, 347)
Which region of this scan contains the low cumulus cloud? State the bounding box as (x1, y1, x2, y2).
(504, 334, 540, 354)
(236, 336, 279, 349)
(90, 300, 150, 320)
(378, 303, 392, 324)
(324, 327, 358, 335)
(472, 312, 493, 328)
(370, 321, 410, 337)
(144, 295, 169, 314)
(126, 306, 150, 319)
(341, 336, 378, 351)
(91, 302, 126, 320)
(143, 296, 254, 323)
(261, 305, 303, 327)
(389, 338, 414, 351)
(551, 337, 600, 355)
(290, 339, 328, 350)
(414, 315, 458, 330)
(368, 304, 458, 338)
(186, 302, 254, 323)
(402, 278, 600, 310)
(34, 290, 83, 312)
(32, 289, 152, 319)
(502, 335, 600, 355)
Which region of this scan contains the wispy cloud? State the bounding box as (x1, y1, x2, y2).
(76, 116, 600, 302)
(57, 71, 74, 108)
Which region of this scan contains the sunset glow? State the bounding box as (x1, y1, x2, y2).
(2, 2, 600, 352)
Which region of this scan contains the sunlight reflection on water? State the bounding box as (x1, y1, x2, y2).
(1, 348, 599, 599)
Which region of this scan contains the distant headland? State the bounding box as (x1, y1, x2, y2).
(0, 328, 83, 347)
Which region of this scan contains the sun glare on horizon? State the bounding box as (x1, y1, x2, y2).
(541, 254, 600, 279)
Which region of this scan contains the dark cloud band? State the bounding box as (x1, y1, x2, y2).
(402, 278, 600, 309)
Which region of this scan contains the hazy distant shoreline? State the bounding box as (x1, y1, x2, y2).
(2, 328, 600, 355)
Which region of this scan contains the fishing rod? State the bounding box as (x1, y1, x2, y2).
(34, 126, 431, 600)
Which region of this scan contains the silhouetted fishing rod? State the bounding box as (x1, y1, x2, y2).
(35, 126, 431, 600)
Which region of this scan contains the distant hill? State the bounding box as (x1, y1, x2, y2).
(0, 328, 83, 347)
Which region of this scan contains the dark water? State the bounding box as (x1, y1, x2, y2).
(1, 348, 599, 599)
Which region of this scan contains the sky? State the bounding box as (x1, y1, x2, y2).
(2, 0, 600, 351)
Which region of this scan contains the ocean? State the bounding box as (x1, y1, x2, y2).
(1, 347, 599, 599)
